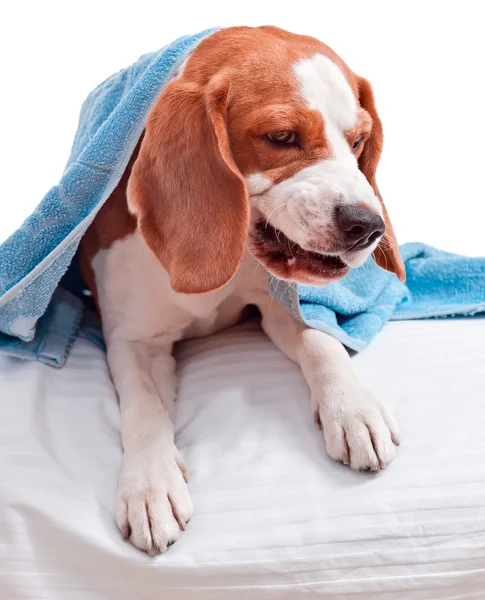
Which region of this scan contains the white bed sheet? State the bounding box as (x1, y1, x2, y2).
(1, 318, 484, 599)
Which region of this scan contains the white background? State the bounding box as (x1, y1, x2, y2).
(1, 0, 484, 256)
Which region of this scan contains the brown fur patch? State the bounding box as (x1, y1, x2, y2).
(78, 143, 139, 306)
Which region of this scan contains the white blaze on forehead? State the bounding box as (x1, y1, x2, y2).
(294, 54, 357, 160)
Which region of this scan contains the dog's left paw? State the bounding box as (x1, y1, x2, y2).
(314, 379, 400, 471)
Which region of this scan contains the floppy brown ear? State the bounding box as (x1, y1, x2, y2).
(127, 75, 249, 294)
(357, 77, 406, 282)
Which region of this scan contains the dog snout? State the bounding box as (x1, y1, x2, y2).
(335, 205, 385, 251)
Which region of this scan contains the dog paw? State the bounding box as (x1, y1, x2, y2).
(115, 447, 193, 555)
(314, 380, 400, 472)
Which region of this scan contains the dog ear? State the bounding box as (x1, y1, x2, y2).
(357, 77, 406, 282)
(128, 75, 249, 294)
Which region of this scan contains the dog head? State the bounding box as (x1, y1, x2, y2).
(128, 26, 405, 293)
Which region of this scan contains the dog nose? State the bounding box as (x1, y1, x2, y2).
(335, 205, 385, 250)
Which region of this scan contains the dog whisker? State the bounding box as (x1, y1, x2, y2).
(264, 202, 289, 229)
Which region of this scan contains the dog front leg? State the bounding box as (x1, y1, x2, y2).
(259, 300, 399, 471)
(107, 337, 192, 555)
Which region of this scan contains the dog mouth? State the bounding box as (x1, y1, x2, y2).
(250, 220, 349, 282)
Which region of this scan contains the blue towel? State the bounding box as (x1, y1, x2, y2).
(0, 29, 217, 356)
(271, 242, 485, 352)
(0, 28, 484, 367)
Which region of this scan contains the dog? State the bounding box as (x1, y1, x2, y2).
(79, 26, 405, 555)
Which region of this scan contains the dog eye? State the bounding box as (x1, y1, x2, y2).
(267, 131, 298, 146)
(352, 134, 364, 151)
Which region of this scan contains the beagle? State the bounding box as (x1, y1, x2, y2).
(79, 26, 405, 555)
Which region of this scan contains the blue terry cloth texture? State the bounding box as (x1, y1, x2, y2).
(0, 29, 218, 365)
(271, 242, 485, 352)
(0, 28, 484, 366)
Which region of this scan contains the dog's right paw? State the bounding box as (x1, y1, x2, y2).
(115, 448, 193, 555)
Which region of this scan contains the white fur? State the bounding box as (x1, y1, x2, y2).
(295, 54, 358, 161)
(94, 230, 399, 555)
(247, 54, 382, 268)
(245, 173, 273, 196)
